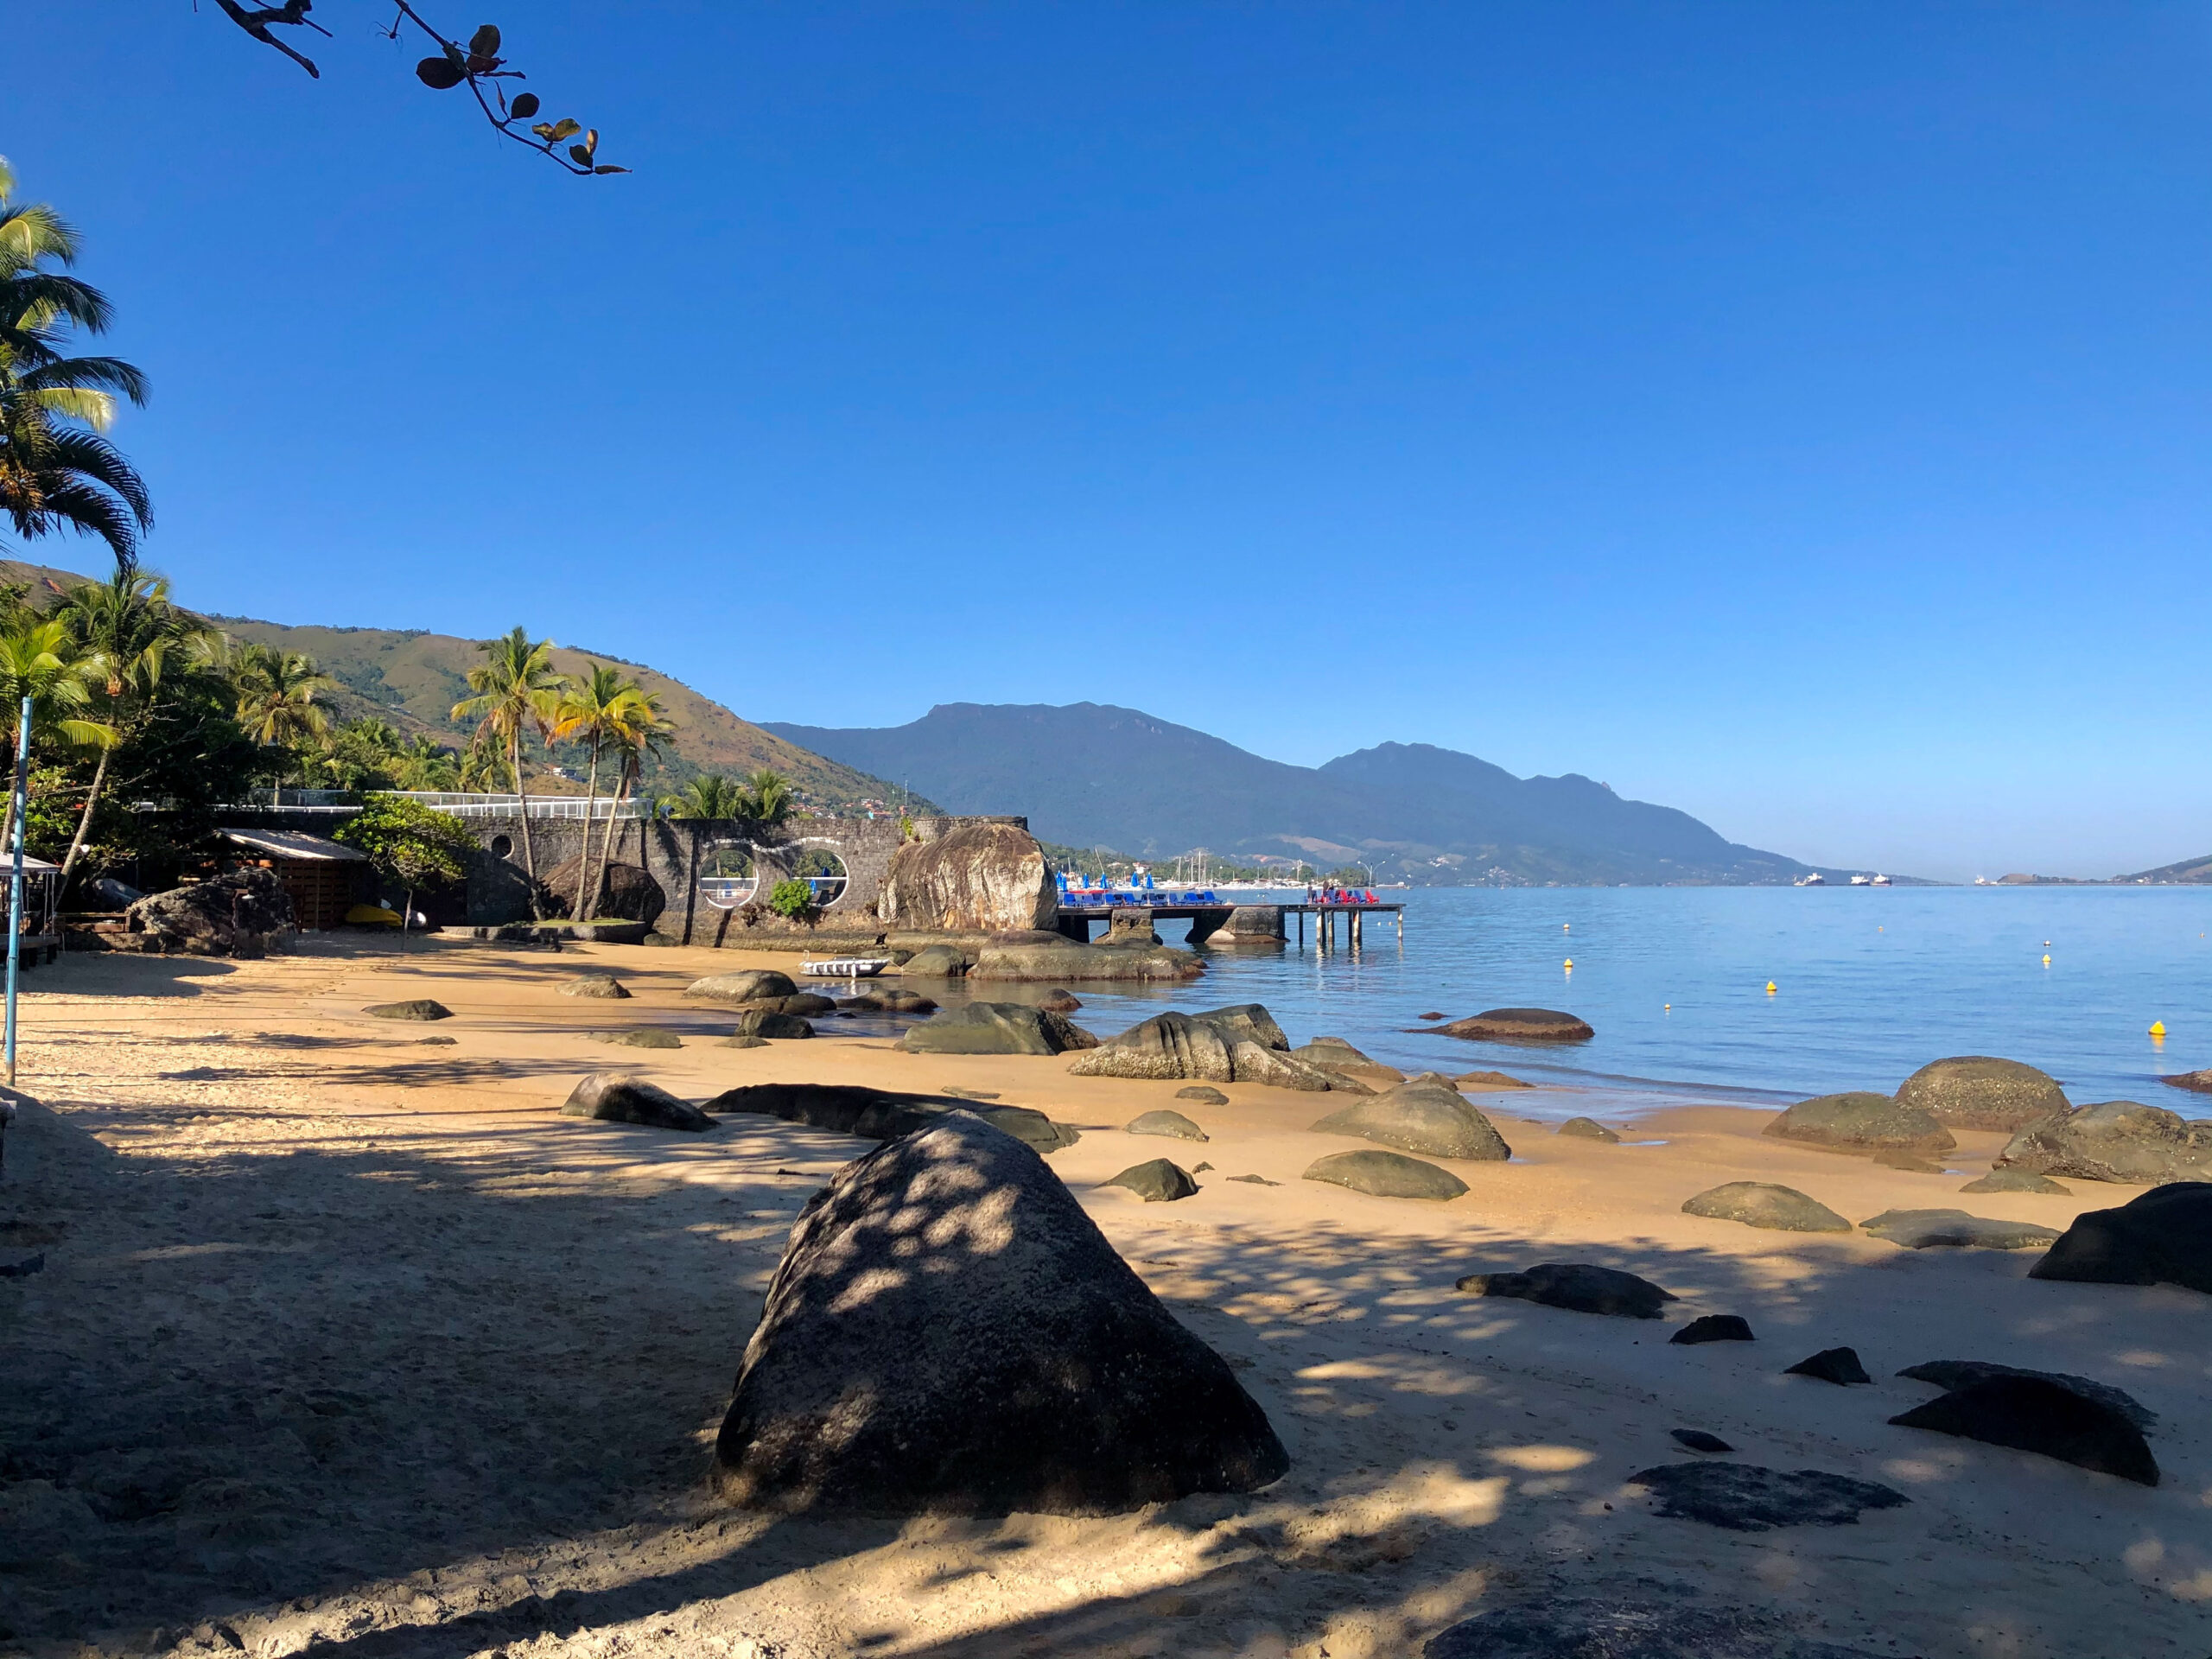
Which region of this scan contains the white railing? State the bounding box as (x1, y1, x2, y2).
(388, 792, 645, 821)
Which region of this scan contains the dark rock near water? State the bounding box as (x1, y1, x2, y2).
(364, 999, 452, 1022)
(1764, 1092, 1955, 1154)
(589, 1027, 683, 1050)
(1785, 1347, 1872, 1385)
(898, 1002, 1096, 1056)
(1458, 1262, 1675, 1319)
(2029, 1180, 2212, 1294)
(1107, 1159, 1198, 1202)
(1068, 1012, 1233, 1083)
(940, 1086, 1000, 1101)
(1455, 1070, 1532, 1090)
(1628, 1462, 1910, 1531)
(1996, 1100, 2212, 1185)
(899, 944, 973, 978)
(2165, 1068, 2212, 1095)
(1197, 1004, 1289, 1051)
(877, 988, 938, 1014)
(1309, 1076, 1511, 1161)
(734, 1010, 814, 1039)
(126, 868, 295, 957)
(1424, 1596, 1896, 1659)
(562, 1072, 716, 1133)
(1672, 1314, 1754, 1345)
(1417, 1011, 1448, 1020)
(742, 992, 837, 1016)
(1889, 1376, 2158, 1486)
(561, 973, 630, 999)
(1961, 1167, 2070, 1195)
(1126, 1109, 1208, 1142)
(702, 1082, 1080, 1153)
(1227, 1041, 1345, 1092)
(1669, 1429, 1735, 1453)
(687, 969, 798, 1002)
(1859, 1208, 2061, 1250)
(970, 937, 1203, 982)
(541, 857, 666, 926)
(711, 1114, 1287, 1513)
(1438, 1007, 1593, 1044)
(1682, 1182, 1851, 1233)
(1175, 1085, 1229, 1105)
(1558, 1116, 1619, 1142)
(1303, 1148, 1468, 1201)
(1897, 1361, 2155, 1431)
(1039, 988, 1082, 1012)
(1897, 1056, 2069, 1132)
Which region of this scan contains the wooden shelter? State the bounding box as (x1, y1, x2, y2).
(219, 827, 372, 931)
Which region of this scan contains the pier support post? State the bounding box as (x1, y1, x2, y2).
(1352, 909, 1363, 950)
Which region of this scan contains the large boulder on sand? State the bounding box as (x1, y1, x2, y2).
(1196, 1004, 1289, 1051)
(125, 868, 295, 957)
(687, 969, 798, 1003)
(969, 937, 1203, 982)
(1302, 1148, 1468, 1201)
(1897, 1056, 2069, 1132)
(1068, 1012, 1233, 1082)
(1682, 1182, 1852, 1233)
(899, 944, 972, 979)
(1437, 1007, 1592, 1044)
(898, 1003, 1096, 1056)
(1456, 1262, 1675, 1319)
(1105, 1158, 1198, 1202)
(703, 1082, 1080, 1153)
(1126, 1109, 1208, 1141)
(365, 998, 452, 1021)
(1858, 1209, 2061, 1250)
(1889, 1375, 2158, 1486)
(1994, 1100, 2212, 1185)
(734, 1010, 813, 1039)
(561, 1072, 716, 1132)
(875, 823, 1058, 933)
(1228, 1041, 1345, 1092)
(1764, 1092, 1955, 1154)
(711, 1114, 1287, 1513)
(560, 973, 631, 999)
(2028, 1180, 2212, 1294)
(541, 856, 665, 926)
(1309, 1075, 1511, 1160)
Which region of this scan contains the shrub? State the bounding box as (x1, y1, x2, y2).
(767, 877, 815, 920)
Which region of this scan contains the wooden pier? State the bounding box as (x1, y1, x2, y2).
(1052, 898, 1403, 950)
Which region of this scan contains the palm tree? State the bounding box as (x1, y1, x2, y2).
(741, 767, 795, 828)
(0, 616, 118, 861)
(582, 685, 668, 920)
(450, 626, 563, 903)
(0, 158, 151, 570)
(53, 569, 217, 892)
(391, 733, 460, 791)
(231, 645, 335, 795)
(550, 663, 631, 919)
(665, 772, 746, 819)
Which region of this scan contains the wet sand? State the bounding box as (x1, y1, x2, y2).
(0, 935, 2205, 1658)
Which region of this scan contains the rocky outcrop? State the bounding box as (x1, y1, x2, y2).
(1105, 1159, 1198, 1202)
(1067, 1012, 1348, 1089)
(1201, 906, 1287, 949)
(2165, 1069, 2212, 1095)
(969, 938, 1203, 982)
(1994, 1101, 2212, 1185)
(541, 856, 665, 926)
(1226, 1041, 1344, 1092)
(1291, 1037, 1403, 1087)
(875, 823, 1057, 933)
(1308, 1075, 1511, 1160)
(1197, 1004, 1289, 1050)
(124, 869, 295, 957)
(1889, 1376, 2158, 1486)
(1682, 1182, 1851, 1233)
(1763, 1092, 1955, 1155)
(1627, 1463, 1910, 1531)
(687, 969, 798, 1002)
(2027, 1180, 2212, 1294)
(1961, 1167, 2070, 1195)
(1858, 1209, 2061, 1250)
(711, 1114, 1287, 1513)
(1896, 1056, 2069, 1132)
(899, 944, 972, 978)
(1457, 1262, 1674, 1319)
(1437, 1007, 1593, 1044)
(561, 1072, 716, 1132)
(1303, 1148, 1468, 1200)
(898, 1003, 1096, 1056)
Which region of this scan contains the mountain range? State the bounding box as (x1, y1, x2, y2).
(765, 702, 1829, 887)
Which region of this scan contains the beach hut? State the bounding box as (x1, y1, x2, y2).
(218, 827, 372, 930)
(5, 855, 63, 965)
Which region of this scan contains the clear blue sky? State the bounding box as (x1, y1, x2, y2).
(18, 4, 2210, 880)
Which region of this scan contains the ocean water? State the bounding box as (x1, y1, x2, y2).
(938, 887, 2212, 1119)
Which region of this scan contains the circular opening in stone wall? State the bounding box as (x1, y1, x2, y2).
(792, 846, 849, 908)
(489, 835, 513, 860)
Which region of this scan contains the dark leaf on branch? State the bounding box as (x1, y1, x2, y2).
(544, 118, 582, 142)
(466, 53, 502, 75)
(469, 24, 502, 58)
(416, 55, 467, 90)
(594, 164, 629, 175)
(569, 144, 594, 167)
(509, 92, 540, 119)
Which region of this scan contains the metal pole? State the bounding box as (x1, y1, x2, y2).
(6, 694, 32, 1085)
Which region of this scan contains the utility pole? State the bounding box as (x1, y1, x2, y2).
(6, 694, 33, 1085)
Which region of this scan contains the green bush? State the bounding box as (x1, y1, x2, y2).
(767, 877, 815, 920)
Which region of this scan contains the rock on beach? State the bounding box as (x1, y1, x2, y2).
(1889, 1375, 2158, 1486)
(1897, 1055, 2070, 1132)
(1436, 1007, 1593, 1044)
(1995, 1100, 2212, 1185)
(2027, 1180, 2212, 1294)
(686, 970, 798, 1003)
(1105, 1159, 1198, 1202)
(1859, 1209, 2061, 1250)
(1125, 1109, 1208, 1142)
(1307, 1075, 1511, 1160)
(1763, 1092, 1955, 1155)
(561, 1072, 716, 1133)
(1626, 1463, 1910, 1531)
(898, 1003, 1096, 1056)
(1681, 1182, 1853, 1234)
(364, 999, 452, 1022)
(1302, 1149, 1468, 1201)
(1457, 1262, 1675, 1319)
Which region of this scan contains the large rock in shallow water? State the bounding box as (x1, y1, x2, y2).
(1889, 1375, 2158, 1486)
(1425, 1598, 1896, 1659)
(2027, 1180, 2212, 1294)
(562, 1072, 716, 1132)
(1228, 1040, 1344, 1092)
(1309, 1076, 1511, 1160)
(898, 1002, 1095, 1056)
(899, 944, 972, 979)
(1897, 1055, 2069, 1131)
(1437, 1007, 1592, 1044)
(1995, 1100, 2212, 1185)
(1682, 1182, 1852, 1234)
(1764, 1092, 1955, 1154)
(1303, 1148, 1468, 1201)
(1457, 1262, 1675, 1319)
(874, 823, 1057, 933)
(686, 969, 798, 1003)
(969, 938, 1202, 982)
(734, 1009, 813, 1039)
(712, 1114, 1287, 1513)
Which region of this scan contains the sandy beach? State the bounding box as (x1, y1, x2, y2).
(1, 936, 2205, 1658)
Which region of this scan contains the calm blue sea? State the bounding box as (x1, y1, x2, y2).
(969, 887, 2212, 1118)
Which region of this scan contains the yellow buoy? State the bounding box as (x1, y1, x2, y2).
(1563, 923, 1570, 931)
(2042, 954, 2050, 966)
(1664, 1002, 1672, 1011)
(1564, 958, 1573, 969)
(1765, 981, 1777, 995)
(2150, 1020, 2167, 1039)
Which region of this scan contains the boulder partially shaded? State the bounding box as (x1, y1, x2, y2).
(2027, 1181, 2212, 1294)
(1961, 1168, 2070, 1195)
(365, 999, 452, 1022)
(1682, 1182, 1852, 1234)
(1859, 1209, 2061, 1250)
(1438, 1007, 1593, 1044)
(562, 1072, 716, 1133)
(1068, 1011, 1233, 1082)
(125, 868, 295, 957)
(1126, 1109, 1208, 1142)
(712, 1114, 1287, 1513)
(897, 1002, 1096, 1056)
(1106, 1159, 1198, 1202)
(1229, 1041, 1349, 1092)
(1308, 1076, 1511, 1160)
(1896, 1361, 2154, 1431)
(1671, 1314, 1754, 1344)
(899, 944, 973, 979)
(1303, 1149, 1468, 1201)
(541, 857, 664, 926)
(703, 1082, 1080, 1154)
(589, 1027, 683, 1050)
(687, 969, 798, 1002)
(1764, 1092, 1955, 1154)
(1457, 1262, 1675, 1319)
(1897, 1056, 2069, 1132)
(1627, 1463, 1910, 1531)
(734, 1010, 814, 1039)
(1425, 1598, 1894, 1659)
(1197, 1004, 1290, 1051)
(561, 973, 630, 999)
(874, 823, 1058, 934)
(1889, 1376, 2158, 1486)
(1995, 1100, 2212, 1185)
(1785, 1347, 1872, 1386)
